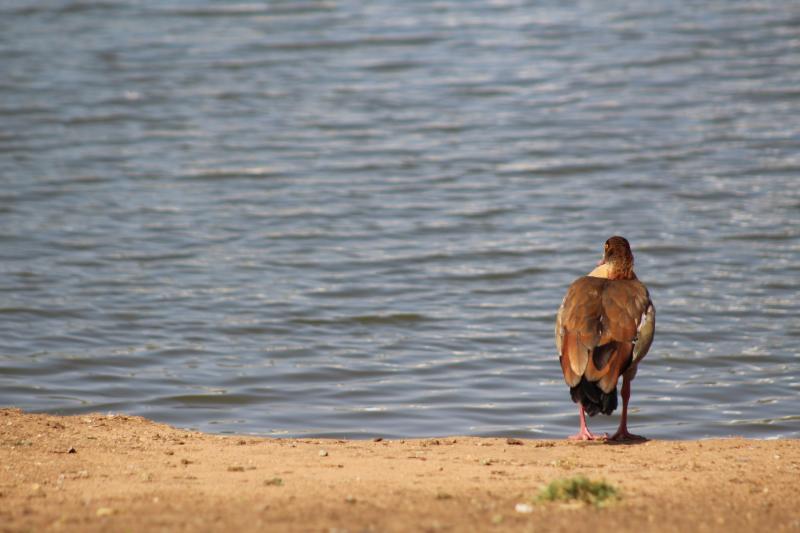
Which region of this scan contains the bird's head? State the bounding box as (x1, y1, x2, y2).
(597, 236, 635, 280)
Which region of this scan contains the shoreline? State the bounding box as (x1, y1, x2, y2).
(1, 408, 798, 532)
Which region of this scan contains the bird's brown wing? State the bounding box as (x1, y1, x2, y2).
(555, 276, 605, 388)
(556, 277, 654, 393)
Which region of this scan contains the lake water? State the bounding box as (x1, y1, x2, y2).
(1, 0, 799, 440)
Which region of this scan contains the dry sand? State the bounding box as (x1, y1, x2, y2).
(1, 408, 798, 532)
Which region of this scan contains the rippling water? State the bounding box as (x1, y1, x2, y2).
(1, 1, 799, 439)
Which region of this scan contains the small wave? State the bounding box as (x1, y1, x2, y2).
(290, 313, 431, 327)
(497, 160, 616, 176)
(362, 60, 423, 73)
(441, 266, 545, 282)
(741, 88, 800, 102)
(722, 232, 797, 242)
(0, 307, 86, 319)
(2, 2, 122, 15)
(248, 35, 440, 53)
(153, 2, 336, 18)
(182, 167, 286, 181)
(162, 393, 261, 406)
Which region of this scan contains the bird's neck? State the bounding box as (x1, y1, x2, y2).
(587, 262, 636, 280)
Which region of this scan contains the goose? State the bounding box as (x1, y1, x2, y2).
(554, 236, 655, 441)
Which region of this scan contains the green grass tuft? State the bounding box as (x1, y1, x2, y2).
(537, 475, 618, 507)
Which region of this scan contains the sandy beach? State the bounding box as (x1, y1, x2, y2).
(1, 408, 798, 532)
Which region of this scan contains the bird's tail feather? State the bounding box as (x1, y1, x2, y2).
(570, 376, 617, 416)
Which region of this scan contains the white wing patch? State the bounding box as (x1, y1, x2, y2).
(632, 301, 655, 363)
(554, 296, 566, 356)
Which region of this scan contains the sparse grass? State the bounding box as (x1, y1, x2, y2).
(537, 475, 618, 507)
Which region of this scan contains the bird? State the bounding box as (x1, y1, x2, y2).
(554, 236, 655, 441)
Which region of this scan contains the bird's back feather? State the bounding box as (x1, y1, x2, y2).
(555, 276, 654, 416)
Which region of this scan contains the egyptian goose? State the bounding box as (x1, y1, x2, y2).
(554, 236, 655, 441)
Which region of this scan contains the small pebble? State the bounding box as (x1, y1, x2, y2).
(96, 507, 115, 517)
(67, 447, 77, 454)
(515, 503, 534, 514)
(228, 466, 245, 472)
(344, 495, 356, 503)
(319, 450, 328, 457)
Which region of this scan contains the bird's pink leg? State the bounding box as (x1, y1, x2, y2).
(610, 375, 646, 442)
(568, 404, 607, 441)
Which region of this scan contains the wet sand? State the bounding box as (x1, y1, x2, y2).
(1, 408, 798, 532)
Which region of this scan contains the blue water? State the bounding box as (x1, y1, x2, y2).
(1, 0, 799, 439)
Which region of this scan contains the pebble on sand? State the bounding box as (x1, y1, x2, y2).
(515, 503, 534, 514)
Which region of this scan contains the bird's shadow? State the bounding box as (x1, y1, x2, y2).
(569, 437, 650, 446)
(603, 437, 650, 446)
